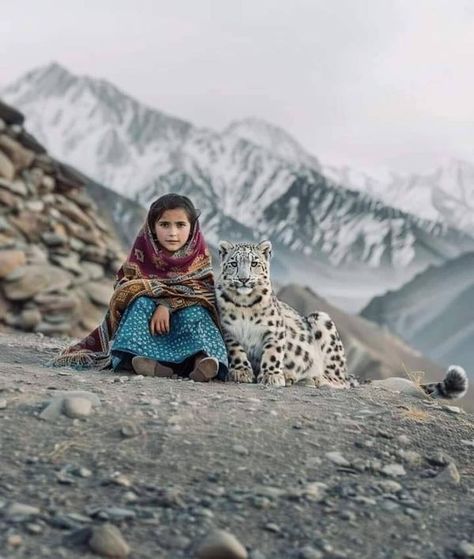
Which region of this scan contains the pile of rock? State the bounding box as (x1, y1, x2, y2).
(0, 99, 125, 337)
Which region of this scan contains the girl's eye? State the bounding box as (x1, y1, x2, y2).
(159, 223, 169, 228)
(251, 261, 258, 267)
(230, 262, 238, 267)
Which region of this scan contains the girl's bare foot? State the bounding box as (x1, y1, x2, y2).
(189, 356, 219, 382)
(131, 356, 173, 377)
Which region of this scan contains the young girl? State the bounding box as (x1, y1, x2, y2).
(52, 194, 228, 382)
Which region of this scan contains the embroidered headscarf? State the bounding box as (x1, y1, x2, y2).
(51, 196, 217, 369)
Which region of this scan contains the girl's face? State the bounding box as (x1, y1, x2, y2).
(154, 208, 192, 253)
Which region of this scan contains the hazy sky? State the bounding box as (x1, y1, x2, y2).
(1, 0, 473, 174)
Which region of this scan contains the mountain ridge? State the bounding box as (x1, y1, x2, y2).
(3, 62, 474, 311)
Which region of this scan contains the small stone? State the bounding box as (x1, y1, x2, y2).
(456, 541, 474, 558)
(88, 523, 130, 558)
(461, 440, 474, 448)
(299, 546, 323, 559)
(397, 434, 411, 445)
(301, 482, 328, 502)
(436, 462, 461, 485)
(374, 480, 402, 493)
(398, 450, 423, 466)
(0, 399, 7, 409)
(120, 423, 142, 438)
(326, 451, 351, 467)
(381, 463, 406, 477)
(123, 491, 139, 503)
(76, 467, 93, 478)
(7, 534, 22, 547)
(340, 510, 356, 521)
(25, 523, 43, 534)
(233, 445, 249, 456)
(109, 473, 132, 487)
(99, 508, 137, 521)
(427, 451, 454, 467)
(196, 529, 248, 559)
(443, 405, 463, 414)
(381, 500, 399, 512)
(6, 502, 41, 517)
(63, 397, 92, 419)
(353, 495, 377, 506)
(264, 523, 280, 533)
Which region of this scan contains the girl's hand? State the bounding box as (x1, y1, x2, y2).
(150, 305, 170, 335)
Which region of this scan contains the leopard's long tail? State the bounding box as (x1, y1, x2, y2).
(420, 365, 468, 400)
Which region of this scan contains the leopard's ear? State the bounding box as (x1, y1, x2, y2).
(258, 240, 272, 260)
(218, 240, 234, 260)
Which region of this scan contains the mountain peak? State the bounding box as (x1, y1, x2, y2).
(224, 117, 320, 170)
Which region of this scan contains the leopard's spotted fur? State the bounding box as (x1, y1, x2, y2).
(216, 240, 351, 387)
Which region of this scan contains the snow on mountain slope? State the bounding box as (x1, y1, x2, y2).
(224, 117, 321, 171)
(324, 160, 474, 234)
(3, 62, 474, 312)
(2, 63, 193, 197)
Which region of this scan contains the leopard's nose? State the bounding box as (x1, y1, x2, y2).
(238, 278, 249, 285)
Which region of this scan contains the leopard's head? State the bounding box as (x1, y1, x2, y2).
(216, 240, 273, 305)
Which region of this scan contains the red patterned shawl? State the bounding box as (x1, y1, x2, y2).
(51, 217, 217, 369)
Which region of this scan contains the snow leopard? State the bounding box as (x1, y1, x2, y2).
(215, 240, 469, 399)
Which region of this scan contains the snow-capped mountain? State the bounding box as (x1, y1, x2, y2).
(3, 62, 474, 312)
(361, 252, 474, 375)
(324, 160, 474, 235)
(224, 117, 321, 172)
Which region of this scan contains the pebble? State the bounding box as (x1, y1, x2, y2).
(326, 451, 351, 467)
(299, 546, 323, 559)
(461, 440, 474, 448)
(340, 510, 357, 521)
(6, 502, 41, 518)
(443, 405, 463, 414)
(456, 541, 474, 558)
(301, 482, 328, 502)
(381, 500, 399, 512)
(7, 534, 22, 547)
(0, 399, 7, 409)
(264, 523, 280, 533)
(109, 473, 132, 487)
(63, 397, 92, 419)
(88, 523, 130, 558)
(25, 523, 43, 534)
(436, 462, 461, 485)
(96, 508, 137, 521)
(398, 450, 423, 467)
(397, 434, 411, 445)
(233, 445, 250, 456)
(381, 463, 406, 477)
(353, 495, 377, 506)
(120, 423, 142, 438)
(196, 529, 248, 559)
(373, 480, 402, 493)
(427, 451, 454, 467)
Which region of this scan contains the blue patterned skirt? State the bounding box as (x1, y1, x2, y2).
(110, 296, 228, 379)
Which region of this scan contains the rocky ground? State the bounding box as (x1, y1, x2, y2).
(0, 332, 473, 559)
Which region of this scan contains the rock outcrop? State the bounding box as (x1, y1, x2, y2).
(0, 99, 125, 336)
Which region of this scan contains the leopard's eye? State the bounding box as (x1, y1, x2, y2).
(230, 262, 238, 267)
(251, 261, 258, 267)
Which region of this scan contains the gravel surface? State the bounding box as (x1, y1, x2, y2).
(0, 332, 473, 559)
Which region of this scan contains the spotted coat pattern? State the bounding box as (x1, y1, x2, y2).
(216, 241, 350, 387)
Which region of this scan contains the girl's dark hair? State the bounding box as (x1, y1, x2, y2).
(147, 194, 200, 231)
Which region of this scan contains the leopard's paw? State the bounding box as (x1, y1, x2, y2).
(257, 371, 286, 387)
(228, 366, 255, 383)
